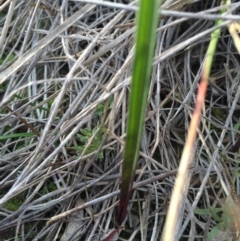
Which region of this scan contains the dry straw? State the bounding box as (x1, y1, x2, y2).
(1, 0, 240, 240)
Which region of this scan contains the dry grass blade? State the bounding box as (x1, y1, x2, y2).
(162, 0, 200, 10)
(0, 3, 96, 83)
(228, 20, 240, 54)
(163, 1, 226, 239)
(1, 0, 240, 240)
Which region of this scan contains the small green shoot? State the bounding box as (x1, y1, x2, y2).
(93, 98, 113, 117)
(194, 207, 222, 222)
(195, 197, 240, 241)
(2, 193, 25, 212)
(72, 124, 106, 159)
(0, 53, 15, 65)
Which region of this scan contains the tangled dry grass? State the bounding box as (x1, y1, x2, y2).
(1, 0, 240, 240)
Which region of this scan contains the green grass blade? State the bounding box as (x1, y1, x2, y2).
(0, 132, 35, 140)
(117, 0, 161, 225)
